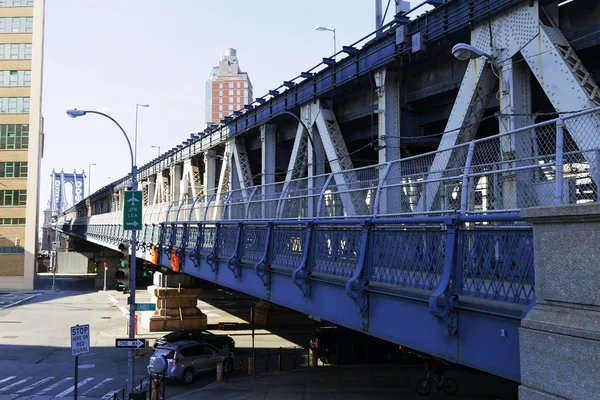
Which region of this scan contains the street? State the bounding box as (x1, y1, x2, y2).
(0, 275, 315, 399)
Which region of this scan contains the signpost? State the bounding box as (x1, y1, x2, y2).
(135, 303, 156, 312)
(115, 338, 147, 349)
(71, 324, 90, 400)
(123, 191, 142, 231)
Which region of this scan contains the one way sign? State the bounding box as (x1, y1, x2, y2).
(123, 191, 142, 231)
(115, 338, 147, 349)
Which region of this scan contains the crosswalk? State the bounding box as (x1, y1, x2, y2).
(0, 375, 121, 399)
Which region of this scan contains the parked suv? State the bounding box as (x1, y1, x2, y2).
(153, 329, 235, 351)
(148, 341, 234, 384)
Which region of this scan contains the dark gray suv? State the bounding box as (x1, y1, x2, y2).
(148, 341, 234, 384)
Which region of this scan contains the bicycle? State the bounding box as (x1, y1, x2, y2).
(416, 367, 458, 395)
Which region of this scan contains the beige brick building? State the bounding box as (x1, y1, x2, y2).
(0, 0, 44, 290)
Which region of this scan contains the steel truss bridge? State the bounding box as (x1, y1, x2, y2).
(57, 0, 600, 382)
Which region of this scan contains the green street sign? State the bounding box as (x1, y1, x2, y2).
(135, 303, 156, 311)
(123, 191, 142, 231)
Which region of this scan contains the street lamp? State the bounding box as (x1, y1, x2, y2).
(66, 108, 139, 397)
(451, 43, 499, 68)
(316, 26, 336, 58)
(151, 145, 160, 158)
(88, 163, 96, 197)
(135, 104, 150, 166)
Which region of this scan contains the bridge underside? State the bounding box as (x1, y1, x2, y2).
(57, 0, 600, 383)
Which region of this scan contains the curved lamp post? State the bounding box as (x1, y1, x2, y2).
(451, 43, 499, 68)
(316, 26, 336, 58)
(66, 108, 138, 397)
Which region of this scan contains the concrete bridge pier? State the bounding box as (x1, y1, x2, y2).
(520, 204, 600, 399)
(141, 272, 207, 332)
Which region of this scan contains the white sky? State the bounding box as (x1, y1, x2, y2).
(40, 0, 425, 210)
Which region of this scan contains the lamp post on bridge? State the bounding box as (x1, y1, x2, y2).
(66, 108, 139, 398)
(151, 145, 160, 158)
(134, 104, 149, 166)
(316, 26, 336, 59)
(88, 163, 96, 197)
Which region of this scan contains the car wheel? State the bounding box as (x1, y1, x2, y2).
(182, 367, 194, 384)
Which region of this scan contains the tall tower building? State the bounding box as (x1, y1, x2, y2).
(205, 48, 253, 126)
(0, 0, 45, 290)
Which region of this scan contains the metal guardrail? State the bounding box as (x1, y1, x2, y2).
(78, 107, 600, 224)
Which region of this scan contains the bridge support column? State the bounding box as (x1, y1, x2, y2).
(204, 154, 216, 196)
(141, 272, 207, 332)
(260, 124, 276, 219)
(520, 203, 600, 399)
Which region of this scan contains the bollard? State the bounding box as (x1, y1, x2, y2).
(278, 347, 283, 372)
(310, 350, 318, 368)
(216, 362, 223, 382)
(247, 357, 253, 375)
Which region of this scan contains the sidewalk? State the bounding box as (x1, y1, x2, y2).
(169, 364, 518, 400)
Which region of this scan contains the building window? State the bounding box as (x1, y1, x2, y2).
(228, 97, 233, 103)
(0, 97, 30, 113)
(228, 90, 233, 95)
(219, 83, 223, 89)
(237, 97, 241, 103)
(0, 43, 32, 59)
(0, 70, 30, 86)
(0, 246, 24, 254)
(244, 82, 248, 88)
(237, 82, 241, 88)
(218, 112, 223, 119)
(218, 105, 223, 111)
(0, 0, 34, 6)
(228, 105, 233, 111)
(0, 124, 28, 149)
(0, 217, 25, 225)
(218, 90, 222, 96)
(228, 82, 233, 88)
(0, 189, 26, 206)
(0, 162, 28, 178)
(244, 90, 248, 98)
(219, 98, 223, 104)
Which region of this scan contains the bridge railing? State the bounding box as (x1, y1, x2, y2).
(77, 213, 534, 315)
(128, 107, 599, 222)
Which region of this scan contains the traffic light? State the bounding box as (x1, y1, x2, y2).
(115, 242, 130, 292)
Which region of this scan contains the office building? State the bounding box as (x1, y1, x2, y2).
(0, 0, 45, 290)
(205, 48, 253, 125)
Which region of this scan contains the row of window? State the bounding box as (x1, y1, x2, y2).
(0, 246, 24, 254)
(218, 81, 248, 89)
(0, 97, 29, 113)
(218, 97, 245, 104)
(0, 189, 26, 206)
(0, 43, 32, 60)
(218, 104, 244, 111)
(0, 17, 33, 33)
(0, 161, 27, 177)
(0, 0, 34, 5)
(0, 70, 31, 86)
(0, 124, 29, 149)
(0, 217, 25, 224)
(218, 89, 247, 96)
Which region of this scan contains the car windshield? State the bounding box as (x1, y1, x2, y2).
(153, 349, 175, 359)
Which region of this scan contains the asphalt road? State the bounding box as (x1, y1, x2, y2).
(0, 276, 316, 399)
